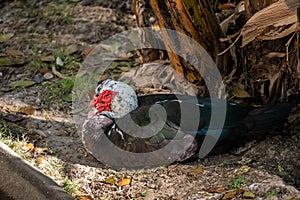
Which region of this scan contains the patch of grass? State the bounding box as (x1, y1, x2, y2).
(14, 1, 74, 24)
(228, 176, 246, 189)
(265, 189, 277, 197)
(53, 54, 81, 75)
(41, 77, 75, 109)
(158, 166, 168, 171)
(29, 48, 81, 111)
(0, 127, 30, 159)
(140, 190, 147, 197)
(277, 164, 284, 174)
(62, 177, 81, 197)
(41, 2, 74, 24)
(0, 121, 40, 166)
(28, 58, 51, 71)
(0, 117, 27, 139)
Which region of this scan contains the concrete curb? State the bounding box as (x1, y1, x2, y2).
(0, 141, 73, 200)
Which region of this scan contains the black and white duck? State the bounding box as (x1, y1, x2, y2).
(82, 79, 294, 169)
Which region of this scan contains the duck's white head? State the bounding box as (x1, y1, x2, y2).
(88, 79, 138, 119)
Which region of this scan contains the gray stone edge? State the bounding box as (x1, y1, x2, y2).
(0, 141, 73, 200)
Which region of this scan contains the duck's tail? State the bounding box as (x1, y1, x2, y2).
(238, 103, 294, 137)
(205, 103, 295, 155)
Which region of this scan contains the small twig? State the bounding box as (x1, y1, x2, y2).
(285, 32, 296, 62)
(218, 34, 242, 56)
(52, 66, 65, 79)
(219, 29, 241, 42)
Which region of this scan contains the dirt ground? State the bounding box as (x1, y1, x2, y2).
(0, 0, 300, 199)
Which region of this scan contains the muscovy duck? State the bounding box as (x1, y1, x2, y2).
(82, 79, 294, 169)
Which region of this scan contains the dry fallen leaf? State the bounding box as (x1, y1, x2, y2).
(34, 147, 46, 154)
(241, 1, 297, 47)
(0, 33, 14, 43)
(233, 165, 251, 175)
(13, 57, 26, 65)
(36, 157, 43, 164)
(6, 49, 24, 57)
(289, 197, 300, 200)
(39, 67, 50, 73)
(9, 80, 36, 89)
(222, 189, 243, 199)
(189, 165, 204, 175)
(207, 186, 226, 193)
(81, 46, 93, 57)
(243, 190, 255, 198)
(18, 105, 36, 115)
(230, 83, 251, 98)
(219, 2, 236, 10)
(116, 177, 131, 187)
(104, 177, 117, 184)
(40, 55, 55, 62)
(79, 195, 93, 200)
(65, 44, 79, 55)
(25, 143, 35, 151)
(266, 52, 286, 58)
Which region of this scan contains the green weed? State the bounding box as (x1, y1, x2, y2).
(228, 176, 246, 189)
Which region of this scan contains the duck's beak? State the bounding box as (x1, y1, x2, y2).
(87, 107, 99, 119)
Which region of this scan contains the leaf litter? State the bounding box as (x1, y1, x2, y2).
(0, 0, 299, 199)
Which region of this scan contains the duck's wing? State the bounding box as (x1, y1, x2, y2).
(111, 118, 199, 163)
(137, 94, 252, 140)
